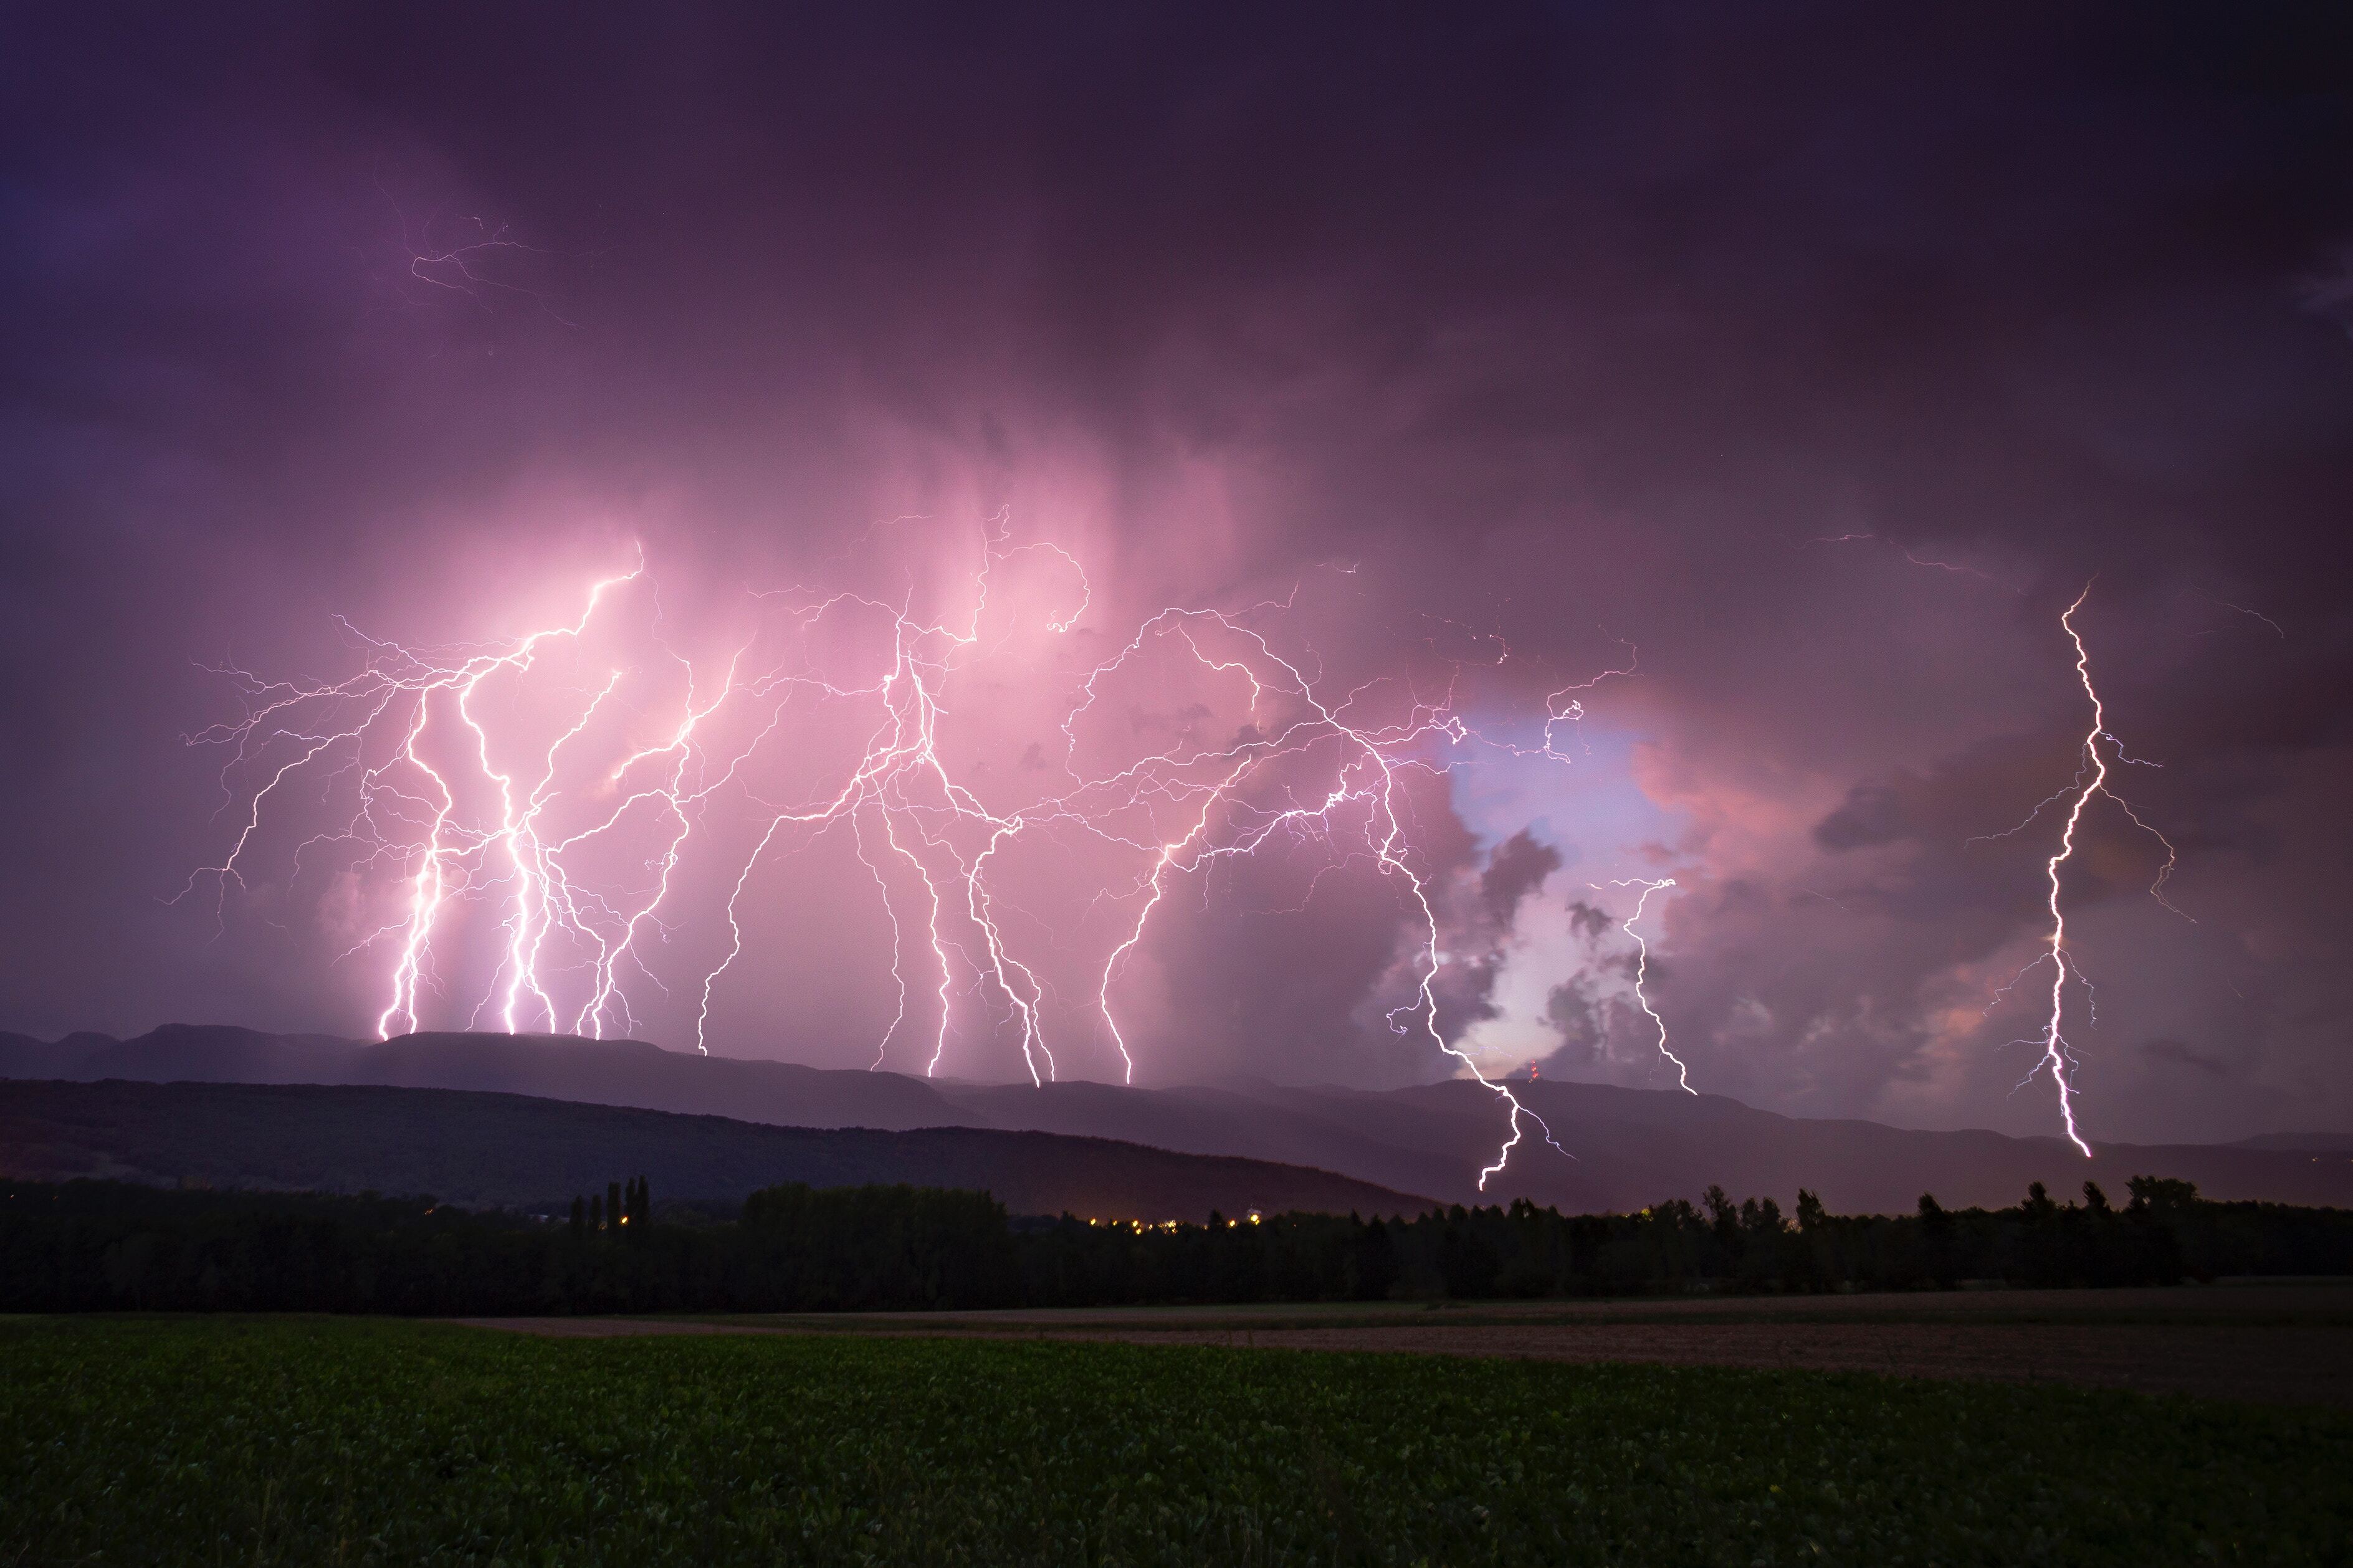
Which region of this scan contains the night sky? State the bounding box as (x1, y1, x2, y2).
(4, 6, 2349, 1146)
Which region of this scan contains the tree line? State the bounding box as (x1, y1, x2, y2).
(2, 1174, 2347, 1316)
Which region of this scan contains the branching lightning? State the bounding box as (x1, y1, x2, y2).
(1985, 585, 2187, 1156)
(184, 518, 1618, 1183)
(1600, 877, 1689, 1093)
(1810, 538, 2196, 1152)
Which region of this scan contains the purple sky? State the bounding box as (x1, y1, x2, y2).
(4, 6, 2349, 1144)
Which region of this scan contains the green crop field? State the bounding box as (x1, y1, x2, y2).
(2, 1318, 2347, 1566)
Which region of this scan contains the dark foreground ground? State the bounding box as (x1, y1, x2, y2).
(467, 1280, 2353, 1408)
(6, 1314, 2351, 1566)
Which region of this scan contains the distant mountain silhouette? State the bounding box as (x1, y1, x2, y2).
(2231, 1131, 2353, 1154)
(0, 1025, 957, 1128)
(0, 1078, 1423, 1219)
(6, 1024, 2349, 1212)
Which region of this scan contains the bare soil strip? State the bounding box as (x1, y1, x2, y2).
(730, 1281, 2353, 1329)
(1054, 1322, 2350, 1407)
(449, 1317, 767, 1339)
(453, 1283, 2353, 1407)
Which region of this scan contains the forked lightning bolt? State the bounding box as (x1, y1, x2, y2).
(184, 519, 1618, 1183)
(1601, 877, 1689, 1093)
(1985, 585, 2186, 1156)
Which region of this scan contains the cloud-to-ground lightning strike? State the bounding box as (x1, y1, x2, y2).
(1600, 877, 1689, 1094)
(1983, 586, 2188, 1156)
(184, 520, 1614, 1182)
(1816, 541, 2195, 1152)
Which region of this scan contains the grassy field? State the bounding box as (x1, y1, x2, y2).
(3, 1318, 2349, 1566)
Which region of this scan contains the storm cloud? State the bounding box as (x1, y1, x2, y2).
(2, 4, 2349, 1143)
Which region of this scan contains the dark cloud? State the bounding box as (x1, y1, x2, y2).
(1814, 784, 1911, 852)
(1541, 976, 1605, 1073)
(1563, 900, 1615, 944)
(1479, 830, 1563, 928)
(2142, 1038, 2229, 1078)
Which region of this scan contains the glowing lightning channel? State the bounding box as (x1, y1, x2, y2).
(1074, 607, 1577, 1186)
(2033, 591, 2107, 1156)
(1600, 877, 1689, 1093)
(189, 520, 1621, 1179)
(2002, 584, 2186, 1157)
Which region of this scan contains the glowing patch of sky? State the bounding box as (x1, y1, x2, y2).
(1445, 719, 1687, 1076)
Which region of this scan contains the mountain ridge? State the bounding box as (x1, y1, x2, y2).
(6, 1024, 2349, 1212)
(0, 1077, 1426, 1219)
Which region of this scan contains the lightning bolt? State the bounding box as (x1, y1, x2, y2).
(1600, 877, 1688, 1093)
(1991, 584, 2187, 1157)
(187, 516, 1620, 1179)
(1798, 548, 2195, 1156)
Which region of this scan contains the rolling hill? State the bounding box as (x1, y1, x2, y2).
(0, 1077, 1425, 1219)
(6, 1024, 2349, 1213)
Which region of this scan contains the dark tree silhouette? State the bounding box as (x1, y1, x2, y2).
(2, 1176, 2344, 1316)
